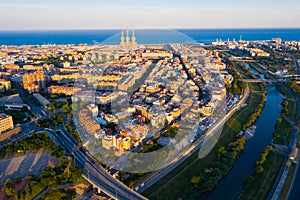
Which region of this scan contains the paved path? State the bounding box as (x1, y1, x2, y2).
(135, 86, 250, 194)
(271, 164, 291, 200)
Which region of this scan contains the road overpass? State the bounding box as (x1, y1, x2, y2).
(242, 79, 287, 83)
(53, 128, 147, 200)
(242, 74, 300, 84)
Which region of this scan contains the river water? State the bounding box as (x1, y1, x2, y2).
(198, 84, 283, 200)
(244, 63, 265, 80)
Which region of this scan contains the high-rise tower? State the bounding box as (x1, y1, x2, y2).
(120, 27, 125, 46)
(131, 26, 137, 46)
(126, 27, 131, 46)
(120, 26, 137, 47)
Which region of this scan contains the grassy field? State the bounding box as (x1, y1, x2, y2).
(276, 84, 298, 121)
(143, 83, 265, 199)
(273, 118, 293, 146)
(278, 163, 297, 200)
(240, 82, 298, 199)
(235, 63, 256, 79)
(239, 152, 285, 200)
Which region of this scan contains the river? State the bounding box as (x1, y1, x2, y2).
(244, 63, 265, 80)
(198, 84, 283, 200)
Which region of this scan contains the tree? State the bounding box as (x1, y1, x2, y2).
(255, 165, 264, 174)
(273, 132, 280, 139)
(218, 146, 227, 157)
(281, 108, 289, 116)
(191, 176, 201, 185)
(282, 99, 288, 107)
(62, 104, 71, 114)
(58, 116, 65, 124)
(297, 119, 300, 126)
(2, 178, 15, 197)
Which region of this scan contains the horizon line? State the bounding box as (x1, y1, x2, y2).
(1, 27, 300, 32)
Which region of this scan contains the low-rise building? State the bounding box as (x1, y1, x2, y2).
(78, 109, 101, 134)
(23, 71, 45, 93)
(0, 79, 11, 91)
(0, 113, 13, 134)
(87, 104, 98, 118)
(33, 93, 50, 107)
(48, 85, 81, 96)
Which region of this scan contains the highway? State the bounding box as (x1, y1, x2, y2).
(14, 83, 50, 118)
(3, 84, 146, 199)
(53, 128, 147, 200)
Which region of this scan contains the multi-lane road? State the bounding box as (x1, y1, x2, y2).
(2, 85, 146, 199)
(53, 128, 147, 200)
(15, 83, 50, 118)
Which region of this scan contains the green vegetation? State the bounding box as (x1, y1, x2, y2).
(141, 138, 162, 153)
(47, 101, 73, 120)
(65, 122, 82, 144)
(2, 178, 15, 197)
(289, 80, 300, 96)
(250, 62, 275, 79)
(48, 93, 68, 100)
(17, 156, 83, 200)
(0, 132, 84, 200)
(163, 126, 179, 139)
(250, 48, 294, 74)
(40, 188, 76, 200)
(240, 80, 298, 199)
(243, 94, 266, 130)
(29, 57, 63, 68)
(1, 106, 33, 124)
(254, 146, 273, 174)
(190, 136, 246, 193)
(276, 84, 298, 121)
(240, 152, 284, 200)
(272, 83, 298, 146)
(279, 163, 297, 200)
(35, 116, 66, 128)
(224, 61, 247, 94)
(121, 172, 147, 189)
(0, 132, 64, 159)
(36, 100, 75, 128)
(273, 117, 293, 146)
(143, 82, 266, 199)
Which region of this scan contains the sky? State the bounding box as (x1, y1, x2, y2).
(0, 0, 299, 30)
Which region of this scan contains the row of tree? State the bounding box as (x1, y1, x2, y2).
(65, 122, 82, 144)
(190, 80, 268, 193)
(254, 145, 273, 174)
(242, 96, 267, 130)
(190, 136, 246, 192)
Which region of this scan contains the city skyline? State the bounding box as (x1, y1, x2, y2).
(0, 0, 299, 30)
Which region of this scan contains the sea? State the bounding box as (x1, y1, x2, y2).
(0, 29, 299, 46)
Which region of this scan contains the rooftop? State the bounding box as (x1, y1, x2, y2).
(0, 113, 10, 119)
(0, 94, 24, 104)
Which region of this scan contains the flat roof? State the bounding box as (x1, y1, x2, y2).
(0, 94, 24, 104)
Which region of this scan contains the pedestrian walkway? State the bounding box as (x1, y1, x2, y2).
(271, 163, 291, 200)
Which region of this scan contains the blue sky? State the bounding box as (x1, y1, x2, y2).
(0, 0, 299, 30)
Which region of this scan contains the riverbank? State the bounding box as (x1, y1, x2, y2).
(239, 152, 285, 200)
(279, 163, 297, 200)
(142, 81, 266, 199)
(239, 84, 298, 199)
